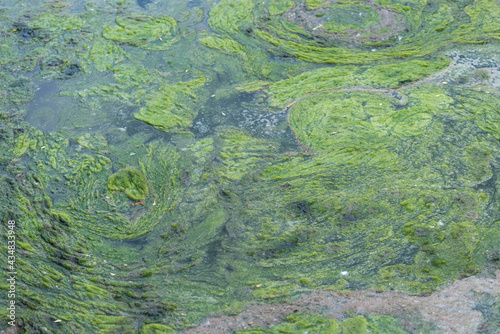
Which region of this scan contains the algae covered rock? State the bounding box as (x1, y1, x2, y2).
(107, 167, 149, 202)
(103, 15, 179, 50)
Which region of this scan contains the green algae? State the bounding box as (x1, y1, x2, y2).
(305, 0, 325, 11)
(103, 15, 180, 51)
(87, 38, 126, 72)
(107, 167, 149, 202)
(248, 57, 451, 108)
(236, 312, 340, 333)
(12, 134, 31, 158)
(134, 75, 207, 133)
(77, 133, 109, 152)
(241, 83, 500, 295)
(288, 91, 403, 158)
(208, 0, 254, 35)
(0, 131, 188, 331)
(198, 33, 287, 81)
(72, 57, 208, 133)
(58, 141, 186, 240)
(464, 0, 500, 37)
(31, 11, 85, 32)
(365, 314, 413, 333)
(217, 128, 276, 181)
(1, 0, 500, 333)
(235, 312, 414, 334)
(320, 3, 381, 34)
(251, 281, 300, 300)
(204, 0, 499, 65)
(267, 0, 295, 15)
(141, 323, 174, 334)
(199, 35, 247, 56)
(343, 316, 368, 334)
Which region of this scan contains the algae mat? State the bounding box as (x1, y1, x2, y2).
(0, 0, 500, 333)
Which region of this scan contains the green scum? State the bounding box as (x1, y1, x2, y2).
(0, 0, 499, 332)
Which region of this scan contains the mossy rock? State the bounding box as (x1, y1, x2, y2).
(107, 167, 149, 202)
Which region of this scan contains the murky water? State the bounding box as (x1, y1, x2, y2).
(25, 81, 62, 132)
(1, 0, 500, 333)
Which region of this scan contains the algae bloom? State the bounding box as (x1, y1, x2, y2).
(107, 167, 149, 202)
(1, 0, 500, 333)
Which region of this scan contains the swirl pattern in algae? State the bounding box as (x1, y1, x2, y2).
(0, 0, 500, 333)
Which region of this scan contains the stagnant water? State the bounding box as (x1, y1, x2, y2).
(1, 0, 500, 333)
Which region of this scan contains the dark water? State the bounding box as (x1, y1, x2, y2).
(137, 0, 153, 9)
(25, 81, 68, 132)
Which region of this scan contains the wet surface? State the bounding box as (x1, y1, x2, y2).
(2, 0, 500, 333)
(186, 270, 500, 334)
(191, 92, 297, 151)
(137, 0, 153, 9)
(25, 81, 69, 133)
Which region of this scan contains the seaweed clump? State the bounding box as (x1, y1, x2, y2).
(103, 15, 180, 50)
(107, 167, 149, 202)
